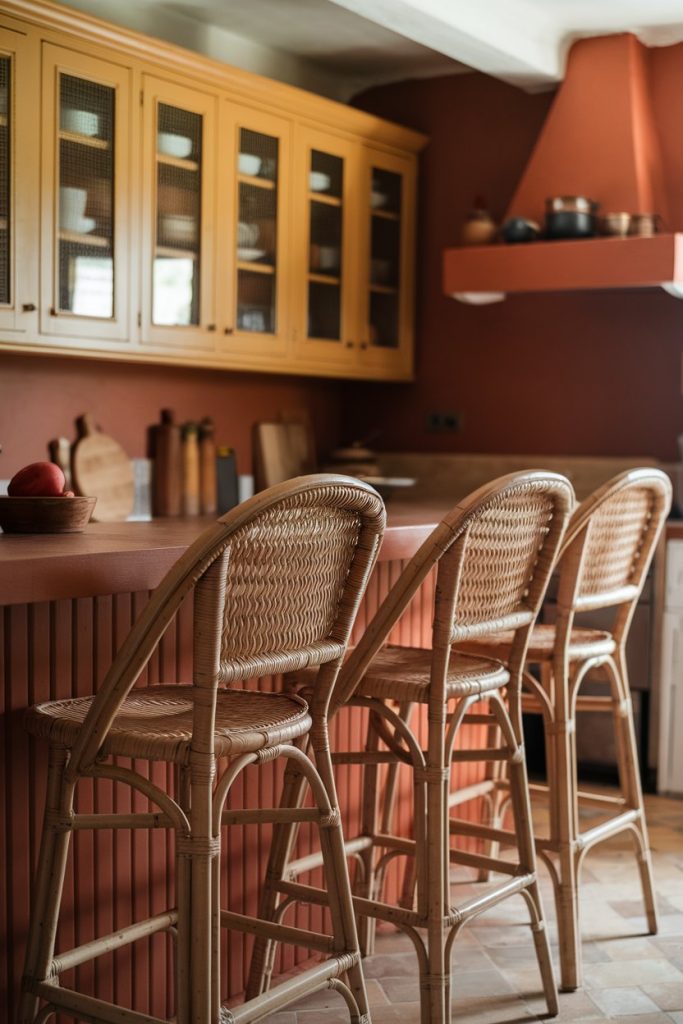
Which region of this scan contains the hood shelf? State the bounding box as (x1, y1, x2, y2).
(443, 233, 683, 302)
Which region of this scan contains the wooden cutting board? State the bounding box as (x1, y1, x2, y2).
(71, 413, 134, 522)
(253, 420, 315, 491)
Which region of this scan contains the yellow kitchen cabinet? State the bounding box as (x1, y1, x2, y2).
(0, 0, 426, 381)
(40, 44, 133, 344)
(359, 147, 417, 380)
(292, 126, 360, 373)
(0, 20, 38, 335)
(141, 75, 218, 352)
(217, 103, 292, 365)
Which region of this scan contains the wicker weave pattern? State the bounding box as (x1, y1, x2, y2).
(26, 686, 312, 763)
(452, 490, 555, 636)
(220, 501, 360, 672)
(577, 486, 653, 598)
(358, 645, 509, 702)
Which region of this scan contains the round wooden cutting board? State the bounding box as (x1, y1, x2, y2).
(71, 414, 134, 522)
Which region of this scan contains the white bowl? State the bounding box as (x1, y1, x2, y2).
(371, 191, 389, 209)
(59, 186, 88, 230)
(237, 247, 267, 262)
(62, 108, 99, 136)
(238, 153, 262, 176)
(160, 215, 198, 245)
(238, 221, 259, 246)
(318, 246, 339, 270)
(158, 133, 193, 159)
(309, 171, 331, 192)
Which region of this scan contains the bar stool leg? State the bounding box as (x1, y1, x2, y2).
(547, 702, 582, 992)
(19, 748, 74, 1024)
(607, 652, 658, 934)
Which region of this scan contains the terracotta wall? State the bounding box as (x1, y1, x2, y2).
(347, 72, 683, 461)
(0, 352, 341, 479)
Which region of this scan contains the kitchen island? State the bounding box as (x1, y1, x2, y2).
(1, 503, 471, 1021)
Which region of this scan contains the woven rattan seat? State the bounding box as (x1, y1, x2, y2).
(462, 468, 672, 992)
(459, 624, 615, 663)
(19, 475, 386, 1024)
(248, 471, 575, 1024)
(356, 646, 509, 702)
(26, 686, 311, 763)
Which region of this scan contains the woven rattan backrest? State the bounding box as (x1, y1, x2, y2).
(336, 471, 574, 707)
(445, 485, 568, 644)
(69, 475, 385, 773)
(558, 468, 672, 613)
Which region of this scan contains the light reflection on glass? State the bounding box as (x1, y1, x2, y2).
(153, 257, 196, 325)
(70, 256, 113, 317)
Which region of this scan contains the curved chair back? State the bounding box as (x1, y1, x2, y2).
(554, 466, 671, 643)
(337, 471, 574, 708)
(68, 475, 385, 775)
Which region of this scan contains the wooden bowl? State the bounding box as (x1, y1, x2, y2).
(0, 496, 97, 534)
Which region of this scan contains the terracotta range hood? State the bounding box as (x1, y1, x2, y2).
(443, 33, 683, 302)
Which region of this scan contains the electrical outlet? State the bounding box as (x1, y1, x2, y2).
(427, 411, 461, 433)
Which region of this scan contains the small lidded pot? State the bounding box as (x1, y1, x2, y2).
(629, 213, 661, 238)
(460, 197, 497, 246)
(545, 195, 599, 239)
(601, 212, 631, 237)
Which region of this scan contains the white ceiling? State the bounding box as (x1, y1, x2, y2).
(64, 0, 683, 97)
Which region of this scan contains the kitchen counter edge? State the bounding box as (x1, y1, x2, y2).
(0, 504, 447, 606)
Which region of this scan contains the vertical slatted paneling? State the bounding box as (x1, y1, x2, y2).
(1, 559, 487, 1020)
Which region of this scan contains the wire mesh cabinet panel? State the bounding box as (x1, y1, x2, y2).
(292, 125, 362, 372)
(217, 104, 291, 366)
(40, 45, 132, 343)
(0, 23, 38, 334)
(141, 76, 217, 351)
(359, 147, 416, 380)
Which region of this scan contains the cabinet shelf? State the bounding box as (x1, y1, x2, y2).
(59, 230, 110, 249)
(309, 192, 341, 207)
(59, 130, 109, 150)
(157, 153, 199, 172)
(237, 259, 274, 274)
(309, 271, 340, 285)
(372, 208, 400, 221)
(369, 282, 398, 294)
(155, 245, 198, 260)
(237, 173, 275, 191)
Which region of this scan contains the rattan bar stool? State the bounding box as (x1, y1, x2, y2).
(19, 474, 385, 1024)
(246, 471, 574, 1024)
(458, 467, 672, 991)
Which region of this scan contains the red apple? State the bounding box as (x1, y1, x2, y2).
(8, 461, 66, 497)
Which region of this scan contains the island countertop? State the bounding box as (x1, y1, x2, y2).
(0, 502, 450, 606)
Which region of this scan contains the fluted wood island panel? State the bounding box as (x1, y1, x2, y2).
(0, 506, 490, 1020)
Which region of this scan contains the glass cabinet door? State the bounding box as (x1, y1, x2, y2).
(0, 28, 38, 334)
(361, 149, 416, 378)
(219, 106, 290, 360)
(142, 77, 216, 349)
(293, 128, 358, 367)
(40, 46, 130, 341)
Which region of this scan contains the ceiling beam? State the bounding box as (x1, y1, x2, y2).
(326, 0, 563, 89)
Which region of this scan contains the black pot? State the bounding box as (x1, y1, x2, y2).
(545, 210, 597, 239)
(501, 217, 541, 243)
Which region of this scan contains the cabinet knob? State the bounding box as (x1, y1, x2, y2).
(207, 323, 216, 332)
(345, 340, 354, 349)
(360, 341, 368, 350)
(224, 326, 234, 335)
(21, 303, 37, 313)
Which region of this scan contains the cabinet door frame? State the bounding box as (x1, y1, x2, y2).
(358, 147, 416, 380)
(291, 125, 362, 370)
(140, 74, 217, 351)
(216, 101, 291, 365)
(0, 24, 38, 335)
(39, 44, 132, 342)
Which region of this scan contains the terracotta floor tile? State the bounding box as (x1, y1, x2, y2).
(640, 981, 683, 1011)
(587, 987, 660, 1016)
(583, 960, 683, 989)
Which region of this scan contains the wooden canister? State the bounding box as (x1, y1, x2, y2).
(199, 417, 217, 515)
(152, 409, 182, 517)
(182, 422, 200, 516)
